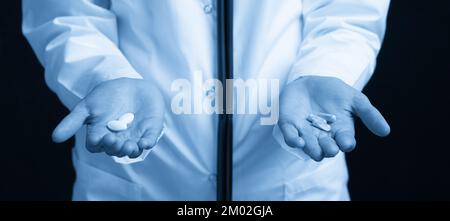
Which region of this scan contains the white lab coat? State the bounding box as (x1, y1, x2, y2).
(22, 0, 389, 200)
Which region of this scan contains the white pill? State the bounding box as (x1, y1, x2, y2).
(311, 120, 332, 132)
(307, 114, 327, 124)
(107, 120, 128, 132)
(317, 113, 337, 123)
(118, 112, 135, 125)
(307, 113, 332, 132)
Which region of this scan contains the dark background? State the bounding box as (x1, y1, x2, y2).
(0, 1, 449, 200)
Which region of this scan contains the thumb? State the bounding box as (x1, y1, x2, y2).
(52, 101, 90, 143)
(352, 93, 391, 137)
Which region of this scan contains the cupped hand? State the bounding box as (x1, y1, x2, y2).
(278, 76, 390, 161)
(52, 78, 165, 159)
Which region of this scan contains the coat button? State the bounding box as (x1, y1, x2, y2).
(203, 4, 213, 14)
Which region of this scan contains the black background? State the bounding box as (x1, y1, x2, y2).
(0, 1, 449, 200)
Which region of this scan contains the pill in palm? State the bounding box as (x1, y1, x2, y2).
(307, 113, 333, 132)
(311, 120, 331, 132)
(307, 114, 327, 124)
(107, 120, 128, 132)
(107, 113, 135, 132)
(118, 112, 135, 125)
(317, 113, 337, 123)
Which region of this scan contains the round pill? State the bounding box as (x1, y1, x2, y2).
(118, 112, 135, 125)
(107, 120, 128, 132)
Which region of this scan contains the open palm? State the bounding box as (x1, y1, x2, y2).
(279, 76, 390, 161)
(52, 78, 165, 159)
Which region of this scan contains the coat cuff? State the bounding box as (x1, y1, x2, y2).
(287, 49, 373, 90)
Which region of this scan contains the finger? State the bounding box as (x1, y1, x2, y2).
(86, 134, 103, 153)
(138, 138, 156, 150)
(100, 133, 116, 150)
(318, 136, 340, 157)
(334, 129, 356, 152)
(279, 123, 305, 148)
(129, 148, 143, 159)
(111, 139, 126, 157)
(137, 130, 161, 150)
(137, 117, 164, 150)
(52, 102, 89, 143)
(353, 93, 391, 137)
(86, 125, 109, 153)
(300, 130, 323, 161)
(115, 152, 127, 158)
(103, 134, 124, 156)
(332, 115, 357, 152)
(122, 140, 139, 157)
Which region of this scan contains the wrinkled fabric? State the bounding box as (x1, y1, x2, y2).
(22, 0, 389, 200)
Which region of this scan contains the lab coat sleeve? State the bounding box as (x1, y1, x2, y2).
(275, 0, 390, 160)
(287, 0, 390, 90)
(22, 0, 142, 108)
